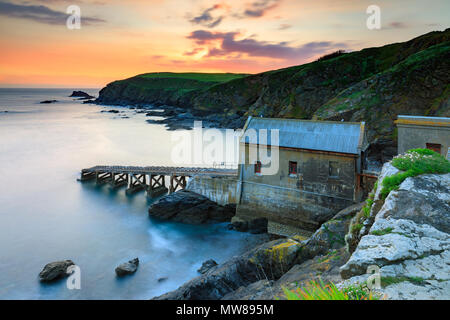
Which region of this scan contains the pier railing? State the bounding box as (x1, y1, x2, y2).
(78, 165, 237, 197)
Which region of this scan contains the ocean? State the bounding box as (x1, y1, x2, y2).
(0, 88, 259, 299)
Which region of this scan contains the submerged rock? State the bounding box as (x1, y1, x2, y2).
(197, 259, 218, 274)
(115, 258, 139, 277)
(39, 260, 75, 282)
(148, 190, 235, 224)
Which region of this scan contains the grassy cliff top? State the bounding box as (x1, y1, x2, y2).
(137, 72, 249, 83)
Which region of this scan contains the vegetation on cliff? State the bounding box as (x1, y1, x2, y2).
(97, 29, 450, 150)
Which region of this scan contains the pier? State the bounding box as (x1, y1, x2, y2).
(78, 165, 237, 197)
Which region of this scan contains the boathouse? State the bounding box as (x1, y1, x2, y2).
(396, 115, 450, 159)
(234, 117, 369, 237)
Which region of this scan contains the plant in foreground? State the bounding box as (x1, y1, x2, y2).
(283, 279, 379, 300)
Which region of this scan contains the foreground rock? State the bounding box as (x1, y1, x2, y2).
(153, 204, 359, 300)
(40, 100, 57, 104)
(115, 258, 139, 277)
(39, 260, 75, 282)
(148, 190, 235, 224)
(197, 259, 218, 274)
(69, 91, 94, 99)
(340, 171, 450, 300)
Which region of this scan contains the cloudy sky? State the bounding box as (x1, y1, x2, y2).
(0, 0, 448, 87)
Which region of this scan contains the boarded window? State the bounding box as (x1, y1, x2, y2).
(329, 161, 339, 177)
(289, 161, 297, 175)
(254, 161, 261, 174)
(426, 143, 441, 154)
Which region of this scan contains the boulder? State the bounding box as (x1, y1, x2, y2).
(148, 190, 235, 224)
(197, 259, 218, 274)
(230, 217, 248, 232)
(248, 218, 268, 234)
(115, 258, 139, 277)
(39, 260, 75, 282)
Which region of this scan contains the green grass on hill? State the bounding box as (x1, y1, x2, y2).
(138, 72, 249, 83)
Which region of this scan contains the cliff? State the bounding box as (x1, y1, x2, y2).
(97, 29, 450, 156)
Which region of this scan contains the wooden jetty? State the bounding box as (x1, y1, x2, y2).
(78, 165, 237, 197)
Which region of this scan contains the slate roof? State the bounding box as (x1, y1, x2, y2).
(240, 117, 366, 155)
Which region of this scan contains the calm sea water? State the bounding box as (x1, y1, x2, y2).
(0, 88, 258, 299)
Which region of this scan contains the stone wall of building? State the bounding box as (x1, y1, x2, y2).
(397, 121, 449, 158)
(186, 175, 237, 206)
(236, 146, 357, 233)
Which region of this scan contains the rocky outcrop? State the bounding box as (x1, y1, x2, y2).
(39, 260, 75, 282)
(153, 205, 358, 300)
(148, 190, 235, 224)
(69, 91, 94, 99)
(197, 259, 218, 274)
(115, 258, 139, 277)
(340, 171, 450, 300)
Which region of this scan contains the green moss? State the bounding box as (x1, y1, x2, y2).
(380, 149, 450, 199)
(371, 227, 393, 236)
(351, 223, 363, 233)
(381, 276, 425, 287)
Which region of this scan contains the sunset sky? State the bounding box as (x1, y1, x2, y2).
(0, 0, 448, 88)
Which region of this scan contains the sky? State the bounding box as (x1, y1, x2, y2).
(0, 0, 448, 88)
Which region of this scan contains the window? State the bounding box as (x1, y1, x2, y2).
(426, 143, 442, 154)
(289, 161, 297, 175)
(329, 161, 339, 177)
(254, 161, 261, 174)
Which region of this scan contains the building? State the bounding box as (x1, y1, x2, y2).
(235, 117, 369, 237)
(396, 115, 450, 159)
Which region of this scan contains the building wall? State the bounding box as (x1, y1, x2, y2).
(236, 144, 357, 232)
(186, 175, 237, 206)
(398, 124, 450, 158)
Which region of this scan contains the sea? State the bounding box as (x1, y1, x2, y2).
(0, 88, 259, 299)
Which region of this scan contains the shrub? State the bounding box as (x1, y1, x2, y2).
(283, 279, 378, 300)
(380, 149, 450, 199)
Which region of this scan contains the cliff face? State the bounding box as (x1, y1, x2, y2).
(97, 29, 450, 155)
(340, 163, 450, 299)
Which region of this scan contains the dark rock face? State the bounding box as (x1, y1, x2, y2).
(197, 259, 218, 274)
(69, 91, 94, 99)
(39, 260, 75, 282)
(115, 258, 139, 277)
(148, 190, 235, 224)
(248, 218, 268, 234)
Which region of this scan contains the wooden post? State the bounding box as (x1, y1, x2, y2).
(169, 175, 187, 193)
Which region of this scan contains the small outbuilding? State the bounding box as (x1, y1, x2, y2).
(396, 115, 450, 159)
(235, 117, 369, 236)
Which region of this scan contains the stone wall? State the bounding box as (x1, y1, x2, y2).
(186, 175, 237, 206)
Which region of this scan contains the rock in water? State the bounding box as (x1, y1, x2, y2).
(39, 260, 75, 282)
(69, 91, 94, 99)
(197, 259, 218, 274)
(40, 100, 58, 104)
(148, 190, 235, 224)
(115, 258, 139, 277)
